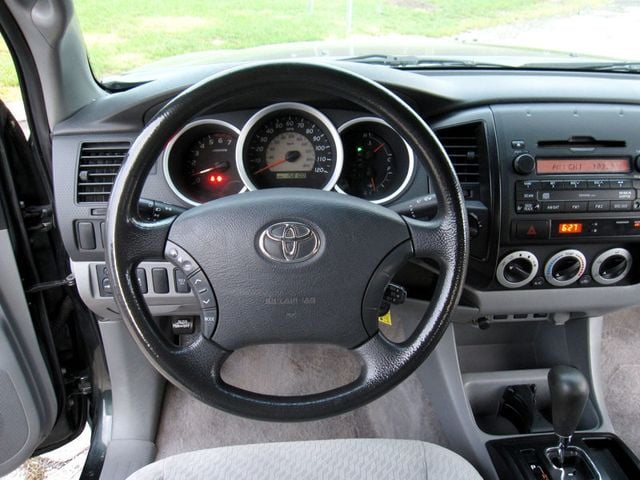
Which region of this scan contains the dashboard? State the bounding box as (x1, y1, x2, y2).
(50, 62, 640, 322)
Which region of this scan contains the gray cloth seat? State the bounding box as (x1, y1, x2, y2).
(127, 438, 483, 479)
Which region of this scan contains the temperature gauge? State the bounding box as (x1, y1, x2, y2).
(336, 118, 414, 204)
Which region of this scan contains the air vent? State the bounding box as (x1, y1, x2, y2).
(435, 123, 483, 184)
(76, 142, 129, 203)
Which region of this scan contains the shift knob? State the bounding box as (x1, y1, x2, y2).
(548, 365, 590, 438)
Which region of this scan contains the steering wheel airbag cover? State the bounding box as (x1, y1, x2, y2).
(168, 188, 410, 349)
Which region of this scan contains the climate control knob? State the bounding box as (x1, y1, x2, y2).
(591, 248, 632, 285)
(497, 251, 539, 288)
(544, 249, 587, 287)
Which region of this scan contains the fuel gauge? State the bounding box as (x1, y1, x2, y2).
(336, 118, 414, 204)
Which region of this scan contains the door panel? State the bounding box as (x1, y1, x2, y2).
(0, 188, 57, 475)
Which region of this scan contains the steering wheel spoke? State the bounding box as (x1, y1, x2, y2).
(405, 215, 461, 267)
(114, 216, 175, 265)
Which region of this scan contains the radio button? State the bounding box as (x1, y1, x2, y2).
(517, 180, 540, 191)
(588, 201, 610, 212)
(588, 180, 609, 189)
(611, 179, 632, 189)
(611, 201, 632, 211)
(567, 180, 586, 189)
(541, 180, 562, 190)
(542, 202, 565, 213)
(567, 201, 588, 212)
(516, 191, 536, 201)
(617, 189, 636, 200)
(633, 200, 640, 211)
(517, 202, 540, 213)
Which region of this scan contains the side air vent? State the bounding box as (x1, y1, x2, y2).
(76, 142, 129, 203)
(435, 123, 483, 184)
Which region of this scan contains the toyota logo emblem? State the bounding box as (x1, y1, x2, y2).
(259, 222, 321, 263)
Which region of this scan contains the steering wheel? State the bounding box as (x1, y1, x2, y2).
(105, 62, 468, 421)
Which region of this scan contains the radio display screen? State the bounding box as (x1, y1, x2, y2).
(536, 157, 631, 174)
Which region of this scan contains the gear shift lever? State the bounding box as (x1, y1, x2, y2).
(548, 365, 590, 465)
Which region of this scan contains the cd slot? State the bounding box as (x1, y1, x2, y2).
(537, 136, 626, 148)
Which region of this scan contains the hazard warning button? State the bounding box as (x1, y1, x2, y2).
(515, 220, 549, 239)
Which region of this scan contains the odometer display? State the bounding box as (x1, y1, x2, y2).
(238, 103, 342, 190)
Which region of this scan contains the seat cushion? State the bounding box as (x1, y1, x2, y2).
(127, 438, 482, 480)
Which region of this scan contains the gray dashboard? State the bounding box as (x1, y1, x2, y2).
(51, 62, 640, 320)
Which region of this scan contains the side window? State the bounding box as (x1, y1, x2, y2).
(0, 36, 28, 136)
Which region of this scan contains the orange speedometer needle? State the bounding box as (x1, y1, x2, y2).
(253, 158, 286, 175)
(370, 177, 377, 192)
(190, 161, 230, 177)
(373, 143, 386, 153)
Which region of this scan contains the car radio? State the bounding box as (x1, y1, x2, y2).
(509, 155, 640, 242)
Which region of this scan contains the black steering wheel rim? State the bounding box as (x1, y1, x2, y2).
(106, 61, 469, 421)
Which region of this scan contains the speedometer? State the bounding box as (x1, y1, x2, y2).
(237, 103, 343, 190)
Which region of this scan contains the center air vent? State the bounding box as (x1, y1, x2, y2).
(435, 123, 483, 184)
(76, 142, 130, 203)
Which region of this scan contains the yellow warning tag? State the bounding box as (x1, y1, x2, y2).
(378, 310, 392, 326)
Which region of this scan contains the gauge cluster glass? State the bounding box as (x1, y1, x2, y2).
(163, 120, 245, 205)
(163, 108, 415, 205)
(237, 103, 343, 191)
(336, 118, 414, 204)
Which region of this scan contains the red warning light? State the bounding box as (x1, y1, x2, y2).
(208, 174, 224, 184)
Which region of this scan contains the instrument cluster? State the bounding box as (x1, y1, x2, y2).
(163, 103, 415, 206)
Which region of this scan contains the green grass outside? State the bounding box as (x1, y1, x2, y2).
(1, 0, 603, 102)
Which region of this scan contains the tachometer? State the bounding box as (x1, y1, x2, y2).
(237, 103, 343, 190)
(336, 118, 414, 204)
(164, 120, 245, 205)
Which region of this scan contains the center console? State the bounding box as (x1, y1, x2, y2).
(486, 365, 640, 480)
(492, 104, 640, 292)
(414, 105, 640, 480)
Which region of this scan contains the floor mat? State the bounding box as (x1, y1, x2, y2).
(155, 304, 447, 459)
(600, 306, 640, 457)
(156, 305, 640, 460)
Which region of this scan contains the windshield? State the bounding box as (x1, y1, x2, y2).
(74, 0, 636, 83)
